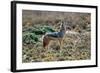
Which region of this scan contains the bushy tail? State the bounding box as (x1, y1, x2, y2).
(43, 35, 49, 48)
(43, 36, 46, 48)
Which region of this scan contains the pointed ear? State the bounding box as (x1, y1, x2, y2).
(60, 20, 62, 24)
(64, 21, 67, 24)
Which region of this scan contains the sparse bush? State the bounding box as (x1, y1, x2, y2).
(22, 10, 91, 63)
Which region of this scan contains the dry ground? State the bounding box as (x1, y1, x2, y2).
(22, 10, 91, 63)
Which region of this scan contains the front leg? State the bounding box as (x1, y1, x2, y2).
(59, 39, 63, 54)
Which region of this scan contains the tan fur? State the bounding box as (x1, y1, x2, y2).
(43, 21, 66, 49)
(43, 36, 50, 49)
(43, 36, 64, 49)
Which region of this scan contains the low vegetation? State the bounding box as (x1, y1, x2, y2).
(22, 10, 91, 63)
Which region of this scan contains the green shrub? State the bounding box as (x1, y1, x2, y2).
(23, 32, 38, 44)
(23, 25, 55, 45)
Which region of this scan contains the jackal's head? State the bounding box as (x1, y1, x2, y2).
(60, 21, 67, 32)
(60, 21, 71, 32)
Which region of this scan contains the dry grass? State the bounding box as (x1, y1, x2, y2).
(22, 10, 91, 63)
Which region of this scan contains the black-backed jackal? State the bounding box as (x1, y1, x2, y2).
(43, 21, 70, 50)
